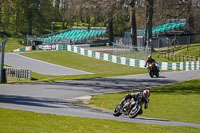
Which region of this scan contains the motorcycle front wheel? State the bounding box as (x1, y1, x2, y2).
(149, 71, 153, 78)
(128, 104, 142, 118)
(156, 71, 159, 77)
(113, 104, 122, 117)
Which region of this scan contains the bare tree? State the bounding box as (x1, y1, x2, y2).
(145, 0, 154, 48)
(129, 0, 137, 47)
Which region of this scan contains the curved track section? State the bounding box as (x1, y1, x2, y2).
(5, 53, 92, 76)
(0, 70, 200, 128)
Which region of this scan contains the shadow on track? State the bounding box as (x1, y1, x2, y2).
(40, 78, 177, 93)
(0, 95, 71, 108)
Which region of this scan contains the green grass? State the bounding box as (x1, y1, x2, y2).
(21, 51, 147, 79)
(152, 52, 179, 62)
(0, 37, 25, 52)
(6, 72, 57, 84)
(154, 44, 200, 62)
(177, 45, 200, 57)
(31, 72, 57, 81)
(90, 79, 200, 124)
(0, 108, 199, 133)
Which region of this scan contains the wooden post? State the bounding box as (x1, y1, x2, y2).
(172, 54, 173, 61)
(183, 56, 184, 62)
(168, 53, 169, 60)
(175, 54, 176, 61)
(173, 36, 176, 54)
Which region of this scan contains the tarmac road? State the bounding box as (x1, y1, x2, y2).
(5, 53, 92, 76)
(0, 70, 200, 128)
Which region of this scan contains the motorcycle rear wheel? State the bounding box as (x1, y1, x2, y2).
(128, 104, 142, 118)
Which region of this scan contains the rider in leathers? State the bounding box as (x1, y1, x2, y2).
(120, 90, 150, 114)
(144, 55, 159, 72)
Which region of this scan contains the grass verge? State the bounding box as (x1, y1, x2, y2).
(0, 38, 25, 52)
(90, 79, 200, 124)
(0, 108, 199, 133)
(177, 45, 200, 56)
(21, 51, 147, 80)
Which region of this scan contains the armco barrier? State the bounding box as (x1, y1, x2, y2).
(13, 44, 200, 71)
(5, 67, 32, 80)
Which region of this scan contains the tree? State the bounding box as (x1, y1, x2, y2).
(129, 0, 137, 47)
(145, 0, 154, 48)
(99, 0, 118, 45)
(1, 0, 13, 32)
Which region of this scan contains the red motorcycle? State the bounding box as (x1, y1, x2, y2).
(147, 62, 159, 78)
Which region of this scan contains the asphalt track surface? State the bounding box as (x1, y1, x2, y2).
(5, 53, 92, 76)
(2, 53, 200, 128)
(0, 70, 200, 128)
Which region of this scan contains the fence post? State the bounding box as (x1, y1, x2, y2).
(171, 54, 173, 61)
(168, 53, 169, 60)
(175, 54, 176, 61)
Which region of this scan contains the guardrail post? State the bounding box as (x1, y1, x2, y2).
(0, 39, 8, 83)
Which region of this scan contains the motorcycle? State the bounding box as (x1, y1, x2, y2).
(113, 98, 147, 118)
(147, 62, 159, 78)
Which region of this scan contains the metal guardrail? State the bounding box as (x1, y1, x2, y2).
(5, 67, 32, 80)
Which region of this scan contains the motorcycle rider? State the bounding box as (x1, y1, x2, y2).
(144, 55, 159, 72)
(119, 90, 150, 114)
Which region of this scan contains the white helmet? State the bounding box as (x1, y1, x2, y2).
(143, 89, 150, 99)
(148, 55, 152, 59)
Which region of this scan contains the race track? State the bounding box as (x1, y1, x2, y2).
(5, 53, 92, 76)
(1, 53, 200, 128)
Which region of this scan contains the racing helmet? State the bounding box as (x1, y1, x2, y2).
(143, 89, 150, 99)
(147, 55, 152, 59)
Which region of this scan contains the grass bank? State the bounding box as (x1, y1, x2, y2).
(0, 38, 25, 52)
(0, 108, 199, 133)
(90, 79, 200, 124)
(21, 51, 147, 81)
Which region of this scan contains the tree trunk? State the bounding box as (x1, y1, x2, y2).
(145, 0, 154, 50)
(108, 18, 114, 46)
(27, 10, 33, 35)
(130, 1, 137, 48)
(87, 16, 91, 31)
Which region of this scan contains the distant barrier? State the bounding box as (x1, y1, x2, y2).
(13, 44, 200, 71)
(5, 67, 32, 80)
